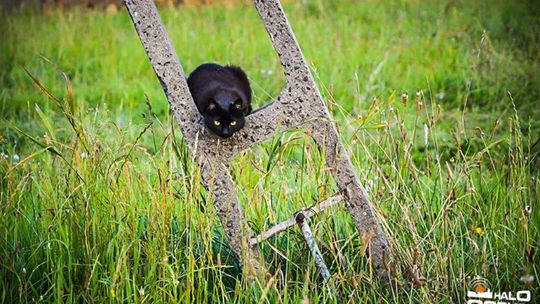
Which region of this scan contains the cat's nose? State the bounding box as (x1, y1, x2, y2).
(221, 127, 232, 138)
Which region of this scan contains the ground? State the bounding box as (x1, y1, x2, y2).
(0, 0, 539, 303)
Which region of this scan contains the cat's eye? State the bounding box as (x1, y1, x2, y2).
(214, 120, 221, 126)
(230, 121, 237, 126)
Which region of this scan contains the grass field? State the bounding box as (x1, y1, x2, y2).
(1, 0, 539, 302)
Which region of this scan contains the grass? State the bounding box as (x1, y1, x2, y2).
(1, 0, 539, 302)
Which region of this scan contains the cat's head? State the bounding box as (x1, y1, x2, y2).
(203, 90, 247, 138)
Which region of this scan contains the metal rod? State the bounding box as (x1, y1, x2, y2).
(250, 194, 343, 246)
(295, 211, 331, 282)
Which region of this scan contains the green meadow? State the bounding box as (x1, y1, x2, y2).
(1, 0, 539, 302)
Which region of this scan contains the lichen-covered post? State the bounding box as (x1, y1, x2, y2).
(307, 120, 393, 282)
(252, 0, 394, 282)
(124, 0, 267, 281)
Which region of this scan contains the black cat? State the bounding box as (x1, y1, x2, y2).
(187, 63, 252, 138)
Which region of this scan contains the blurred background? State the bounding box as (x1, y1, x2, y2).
(2, 0, 538, 124)
(2, 0, 249, 11)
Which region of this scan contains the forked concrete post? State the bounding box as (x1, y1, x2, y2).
(125, 0, 393, 283)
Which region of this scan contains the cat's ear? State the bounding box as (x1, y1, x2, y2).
(225, 65, 252, 105)
(205, 98, 217, 113)
(233, 98, 242, 111)
(233, 98, 250, 115)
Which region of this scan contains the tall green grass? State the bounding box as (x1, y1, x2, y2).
(1, 0, 539, 302)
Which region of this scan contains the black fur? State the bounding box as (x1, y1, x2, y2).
(187, 63, 252, 138)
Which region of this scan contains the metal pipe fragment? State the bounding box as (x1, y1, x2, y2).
(250, 194, 343, 246)
(295, 211, 331, 282)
